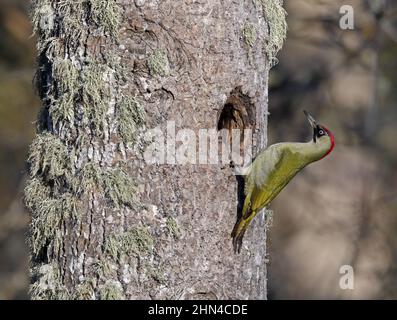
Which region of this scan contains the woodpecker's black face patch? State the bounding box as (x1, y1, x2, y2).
(313, 125, 327, 142)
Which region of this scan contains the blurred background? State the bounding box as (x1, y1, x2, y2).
(0, 0, 38, 299)
(268, 0, 397, 299)
(0, 0, 395, 299)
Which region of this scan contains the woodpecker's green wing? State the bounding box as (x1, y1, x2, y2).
(249, 143, 306, 212)
(232, 144, 286, 252)
(233, 143, 305, 252)
(244, 143, 285, 197)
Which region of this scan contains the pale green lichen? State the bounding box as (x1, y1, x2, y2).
(77, 163, 103, 193)
(33, 0, 85, 47)
(57, 1, 86, 42)
(104, 234, 120, 261)
(49, 94, 75, 127)
(25, 143, 77, 258)
(123, 227, 154, 255)
(105, 227, 154, 261)
(24, 178, 51, 212)
(41, 37, 64, 60)
(52, 58, 79, 94)
(103, 168, 139, 208)
(29, 0, 146, 300)
(148, 49, 169, 76)
(30, 264, 70, 300)
(28, 132, 71, 181)
(117, 96, 146, 144)
(93, 257, 112, 279)
(81, 64, 110, 133)
(73, 280, 96, 300)
(49, 58, 79, 126)
(166, 217, 181, 239)
(89, 0, 122, 36)
(99, 281, 125, 300)
(32, 0, 55, 39)
(243, 22, 257, 47)
(77, 164, 138, 209)
(260, 0, 287, 66)
(145, 264, 166, 285)
(30, 193, 77, 257)
(104, 47, 123, 71)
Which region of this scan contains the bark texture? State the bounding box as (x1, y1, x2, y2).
(26, 0, 286, 300)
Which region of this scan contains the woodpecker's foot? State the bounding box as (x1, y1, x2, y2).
(232, 229, 245, 254)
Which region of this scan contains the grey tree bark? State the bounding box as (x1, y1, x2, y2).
(26, 0, 286, 300)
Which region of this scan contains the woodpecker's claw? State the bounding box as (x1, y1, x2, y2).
(231, 226, 246, 254)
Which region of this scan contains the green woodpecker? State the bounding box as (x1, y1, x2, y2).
(231, 111, 335, 253)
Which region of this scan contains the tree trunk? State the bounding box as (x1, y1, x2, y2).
(26, 0, 286, 300)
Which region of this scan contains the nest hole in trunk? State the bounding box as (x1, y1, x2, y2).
(217, 87, 256, 220)
(217, 87, 255, 165)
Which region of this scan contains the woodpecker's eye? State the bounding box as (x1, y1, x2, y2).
(314, 126, 327, 139)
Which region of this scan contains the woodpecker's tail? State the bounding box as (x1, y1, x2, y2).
(231, 208, 255, 254)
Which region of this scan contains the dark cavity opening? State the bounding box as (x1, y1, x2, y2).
(217, 87, 255, 155)
(217, 88, 256, 237)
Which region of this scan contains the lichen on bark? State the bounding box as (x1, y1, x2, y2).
(99, 281, 125, 300)
(116, 96, 146, 145)
(105, 226, 154, 261)
(27, 132, 71, 181)
(147, 49, 169, 76)
(243, 22, 257, 47)
(89, 0, 122, 36)
(29, 263, 70, 300)
(257, 0, 287, 66)
(166, 217, 181, 239)
(27, 0, 146, 299)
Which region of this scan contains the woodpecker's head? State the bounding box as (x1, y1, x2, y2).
(304, 110, 335, 158)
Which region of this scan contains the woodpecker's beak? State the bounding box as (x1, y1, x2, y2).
(303, 110, 317, 129)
